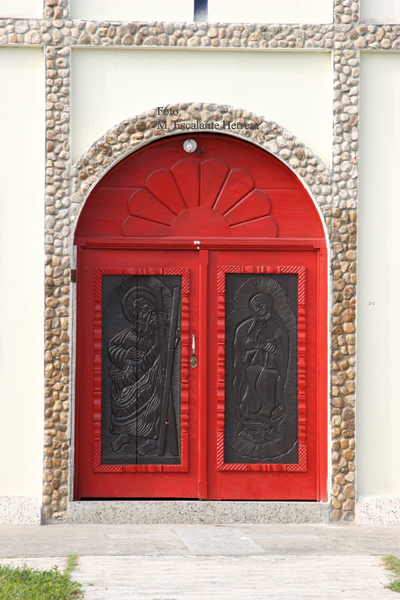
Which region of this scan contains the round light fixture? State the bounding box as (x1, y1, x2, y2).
(183, 139, 197, 153)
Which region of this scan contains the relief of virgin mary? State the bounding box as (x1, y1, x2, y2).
(233, 292, 289, 446)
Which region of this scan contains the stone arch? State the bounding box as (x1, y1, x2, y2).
(43, 103, 339, 521)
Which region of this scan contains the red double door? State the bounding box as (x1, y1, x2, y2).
(76, 245, 326, 501)
(74, 133, 327, 501)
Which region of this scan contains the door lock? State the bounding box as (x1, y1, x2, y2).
(190, 334, 198, 368)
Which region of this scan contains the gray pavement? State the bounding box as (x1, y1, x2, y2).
(0, 524, 399, 598)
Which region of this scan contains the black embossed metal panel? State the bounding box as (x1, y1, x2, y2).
(225, 274, 298, 464)
(101, 275, 181, 465)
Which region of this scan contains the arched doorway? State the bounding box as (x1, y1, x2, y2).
(74, 133, 327, 501)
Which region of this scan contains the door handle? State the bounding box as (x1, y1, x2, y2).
(190, 334, 198, 368)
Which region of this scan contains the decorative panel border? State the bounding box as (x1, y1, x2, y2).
(92, 267, 190, 473)
(216, 265, 307, 472)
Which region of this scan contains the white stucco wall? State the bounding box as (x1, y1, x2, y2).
(357, 52, 400, 497)
(0, 48, 44, 497)
(208, 0, 332, 24)
(362, 0, 400, 24)
(0, 0, 42, 18)
(71, 49, 332, 166)
(70, 0, 193, 22)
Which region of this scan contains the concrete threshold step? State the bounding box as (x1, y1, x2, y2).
(67, 500, 330, 524)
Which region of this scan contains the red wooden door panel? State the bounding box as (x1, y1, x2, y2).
(207, 249, 327, 500)
(76, 249, 200, 499)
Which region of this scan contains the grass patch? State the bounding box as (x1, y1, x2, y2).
(0, 555, 83, 600)
(64, 554, 79, 579)
(383, 555, 400, 593)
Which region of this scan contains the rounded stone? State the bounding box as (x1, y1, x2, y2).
(332, 397, 344, 409)
(335, 474, 345, 485)
(341, 309, 355, 322)
(342, 408, 354, 421)
(344, 484, 355, 498)
(346, 250, 356, 261)
(343, 449, 354, 461)
(122, 34, 133, 45)
(44, 470, 53, 482)
(43, 506, 52, 519)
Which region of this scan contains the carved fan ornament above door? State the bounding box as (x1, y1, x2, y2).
(122, 159, 278, 238)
